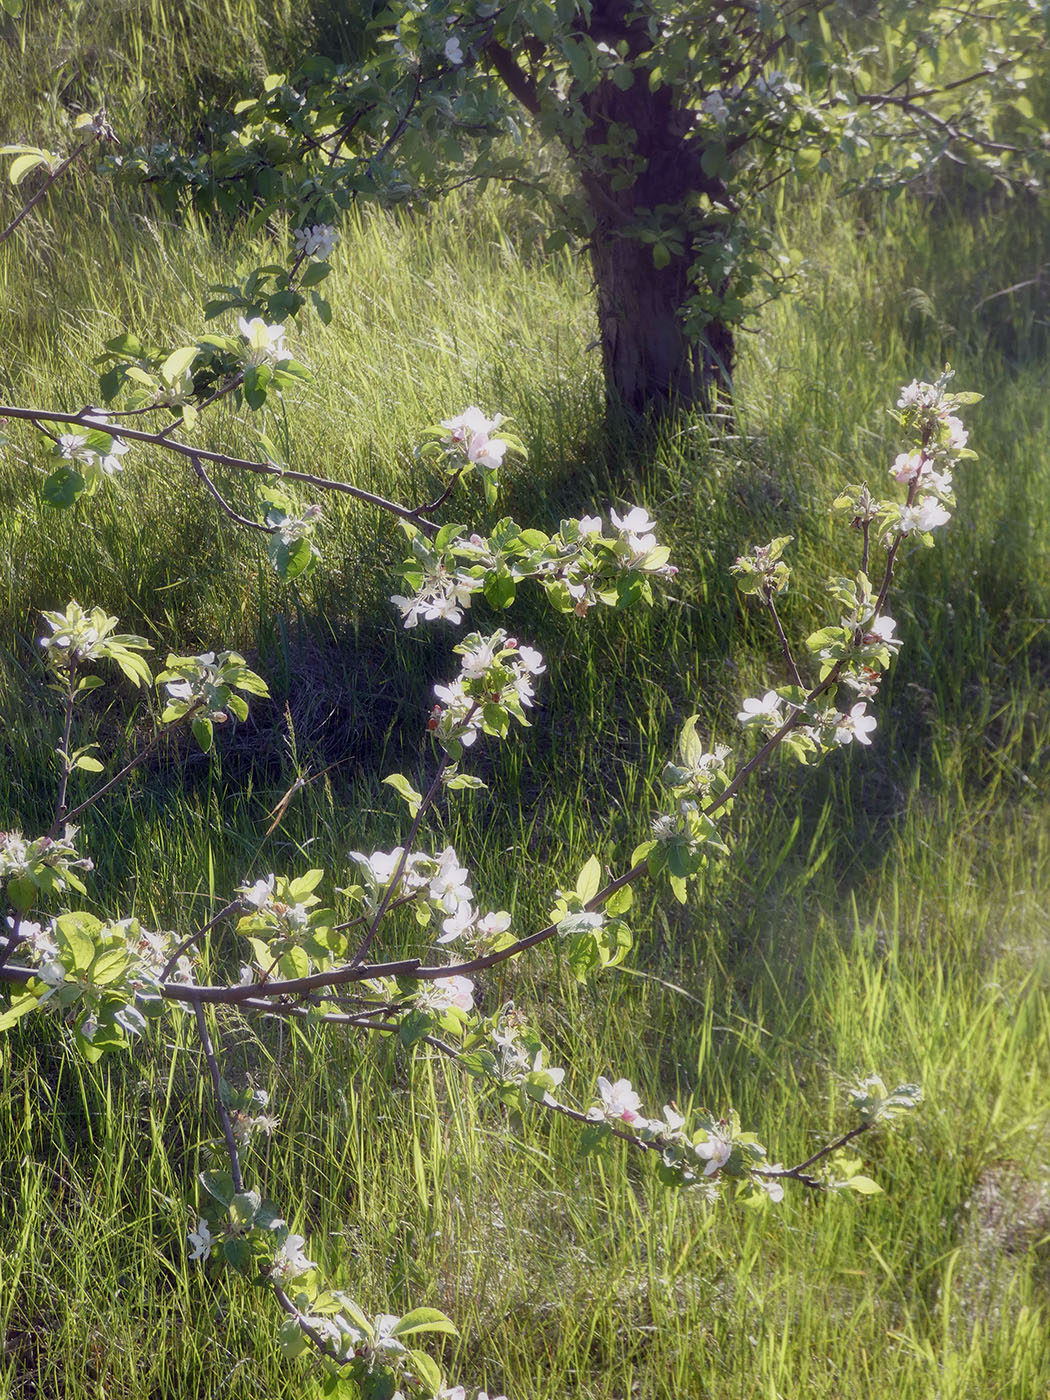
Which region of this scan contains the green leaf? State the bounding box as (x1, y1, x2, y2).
(575, 854, 602, 903)
(75, 752, 106, 772)
(299, 261, 331, 289)
(9, 150, 50, 185)
(0, 992, 42, 1032)
(5, 875, 36, 912)
(192, 716, 214, 752)
(566, 930, 600, 981)
(483, 568, 516, 610)
(398, 1010, 435, 1048)
(160, 345, 199, 386)
(407, 1349, 443, 1394)
(383, 772, 423, 818)
(199, 1170, 236, 1206)
(42, 466, 86, 508)
(845, 1175, 882, 1195)
(389, 1308, 458, 1340)
(230, 1189, 262, 1226)
(55, 913, 99, 974)
(277, 1317, 309, 1359)
(269, 534, 313, 581)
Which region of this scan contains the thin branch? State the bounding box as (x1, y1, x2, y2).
(48, 713, 194, 839)
(54, 658, 78, 825)
(767, 598, 804, 690)
(189, 453, 275, 532)
(2, 405, 440, 537)
(757, 1120, 872, 1186)
(416, 466, 464, 515)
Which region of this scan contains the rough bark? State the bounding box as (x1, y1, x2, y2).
(577, 0, 735, 417)
(487, 13, 735, 417)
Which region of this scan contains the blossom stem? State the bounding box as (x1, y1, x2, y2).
(0, 141, 90, 245)
(54, 657, 78, 826)
(190, 994, 244, 1194)
(347, 746, 457, 967)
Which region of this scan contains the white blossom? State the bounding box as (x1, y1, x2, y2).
(187, 1218, 213, 1262)
(272, 1233, 317, 1279)
(238, 316, 287, 366)
(695, 1130, 732, 1175)
(833, 702, 877, 747)
(293, 223, 338, 259)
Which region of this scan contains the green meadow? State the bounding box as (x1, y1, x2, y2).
(1, 4, 1049, 1396)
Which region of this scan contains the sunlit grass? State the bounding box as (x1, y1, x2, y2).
(1, 6, 1050, 1397)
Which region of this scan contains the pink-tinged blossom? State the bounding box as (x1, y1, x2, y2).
(833, 702, 877, 747)
(898, 498, 951, 534)
(421, 974, 475, 1014)
(596, 1075, 643, 1123)
(440, 407, 509, 471)
(943, 414, 968, 449)
(896, 379, 926, 408)
(890, 451, 924, 484)
(477, 909, 511, 941)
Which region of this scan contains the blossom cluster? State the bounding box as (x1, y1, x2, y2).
(391, 504, 675, 631)
(39, 600, 152, 683)
(429, 629, 546, 752)
(440, 406, 509, 471)
(588, 1077, 784, 1202)
(887, 374, 979, 538)
(348, 841, 510, 967)
(0, 826, 94, 901)
(55, 414, 129, 485)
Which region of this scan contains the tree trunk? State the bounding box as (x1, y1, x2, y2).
(586, 210, 734, 418)
(575, 1, 734, 417)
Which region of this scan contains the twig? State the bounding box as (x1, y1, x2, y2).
(53, 657, 78, 825)
(348, 746, 457, 967)
(160, 900, 244, 981)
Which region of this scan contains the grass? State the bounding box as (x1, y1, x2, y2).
(2, 5, 1050, 1397)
